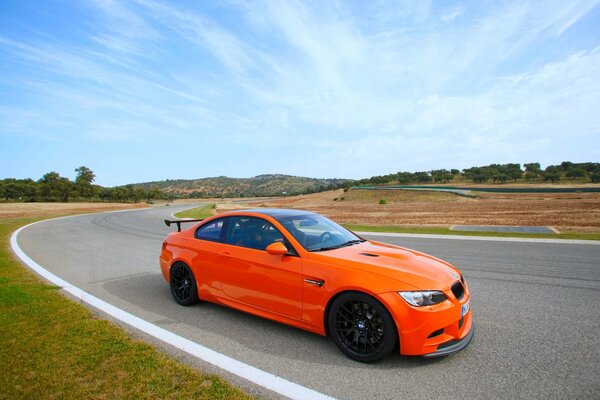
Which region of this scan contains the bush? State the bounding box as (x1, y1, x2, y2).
(378, 199, 387, 205)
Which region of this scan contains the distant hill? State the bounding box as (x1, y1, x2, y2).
(135, 174, 353, 198)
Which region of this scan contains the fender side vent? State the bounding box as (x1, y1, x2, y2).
(359, 253, 380, 257)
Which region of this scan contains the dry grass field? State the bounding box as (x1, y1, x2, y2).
(218, 188, 600, 232)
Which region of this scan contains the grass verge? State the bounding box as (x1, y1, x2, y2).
(345, 224, 600, 241)
(0, 215, 252, 400)
(174, 204, 216, 219)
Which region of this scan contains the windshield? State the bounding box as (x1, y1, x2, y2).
(276, 213, 364, 252)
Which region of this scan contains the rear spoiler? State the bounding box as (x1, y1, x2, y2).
(164, 219, 204, 232)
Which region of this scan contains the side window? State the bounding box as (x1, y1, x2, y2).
(195, 219, 225, 242)
(225, 217, 288, 251)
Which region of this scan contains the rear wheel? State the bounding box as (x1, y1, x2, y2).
(170, 262, 199, 306)
(328, 292, 397, 363)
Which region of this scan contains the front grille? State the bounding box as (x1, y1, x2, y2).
(451, 281, 464, 300)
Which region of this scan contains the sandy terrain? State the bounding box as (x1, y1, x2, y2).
(5, 188, 598, 232)
(0, 202, 148, 219)
(216, 189, 600, 231)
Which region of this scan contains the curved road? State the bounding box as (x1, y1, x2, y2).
(15, 206, 600, 399)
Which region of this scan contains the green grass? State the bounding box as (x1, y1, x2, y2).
(0, 215, 252, 400)
(174, 204, 216, 219)
(344, 224, 600, 241)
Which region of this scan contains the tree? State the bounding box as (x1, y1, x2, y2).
(543, 172, 560, 183)
(560, 161, 573, 171)
(414, 172, 432, 183)
(395, 172, 415, 184)
(75, 166, 96, 200)
(524, 171, 537, 180)
(132, 187, 145, 203)
(508, 170, 522, 182)
(3, 182, 19, 200)
(542, 166, 561, 183)
(471, 174, 484, 183)
(493, 173, 509, 183)
(99, 187, 114, 202)
(57, 177, 74, 201)
(113, 187, 128, 202)
(524, 162, 541, 173)
(123, 185, 135, 202)
(430, 169, 454, 183)
(565, 167, 586, 178)
(145, 185, 163, 202)
(0, 178, 36, 201)
(21, 180, 37, 201)
(38, 172, 62, 201)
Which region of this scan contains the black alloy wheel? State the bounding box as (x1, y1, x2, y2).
(170, 262, 199, 306)
(328, 292, 397, 363)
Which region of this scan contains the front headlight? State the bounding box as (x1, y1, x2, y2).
(398, 291, 447, 307)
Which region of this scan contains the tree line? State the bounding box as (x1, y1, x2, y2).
(0, 167, 166, 203)
(3, 161, 599, 203)
(359, 161, 600, 186)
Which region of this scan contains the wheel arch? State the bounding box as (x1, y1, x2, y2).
(323, 289, 399, 339)
(166, 258, 192, 281)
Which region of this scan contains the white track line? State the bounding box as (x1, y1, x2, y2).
(10, 217, 335, 400)
(356, 231, 600, 245)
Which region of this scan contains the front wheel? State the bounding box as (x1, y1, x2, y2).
(328, 292, 397, 363)
(170, 262, 199, 306)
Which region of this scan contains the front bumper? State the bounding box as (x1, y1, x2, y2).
(379, 284, 473, 356)
(422, 322, 474, 358)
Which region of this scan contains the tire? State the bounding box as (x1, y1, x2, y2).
(327, 291, 398, 363)
(169, 262, 199, 306)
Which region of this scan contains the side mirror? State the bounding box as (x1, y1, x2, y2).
(265, 242, 288, 256)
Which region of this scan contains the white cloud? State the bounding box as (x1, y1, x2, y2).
(88, 0, 162, 55)
(441, 9, 464, 22)
(291, 47, 600, 177)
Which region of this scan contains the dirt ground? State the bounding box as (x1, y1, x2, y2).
(4, 189, 599, 232)
(216, 189, 600, 232)
(0, 202, 148, 219)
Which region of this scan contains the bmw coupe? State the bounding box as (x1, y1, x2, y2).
(160, 208, 473, 362)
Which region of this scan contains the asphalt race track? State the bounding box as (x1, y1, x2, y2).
(15, 206, 600, 399)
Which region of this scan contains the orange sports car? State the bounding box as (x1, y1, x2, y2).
(160, 209, 473, 362)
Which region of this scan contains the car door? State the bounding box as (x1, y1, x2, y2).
(218, 216, 303, 319)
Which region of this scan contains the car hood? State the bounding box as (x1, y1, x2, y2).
(310, 240, 461, 291)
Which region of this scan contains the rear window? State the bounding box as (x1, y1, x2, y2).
(195, 219, 225, 242)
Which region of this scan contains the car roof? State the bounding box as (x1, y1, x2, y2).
(233, 208, 316, 219)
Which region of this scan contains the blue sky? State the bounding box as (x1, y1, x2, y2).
(1, 0, 599, 186)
